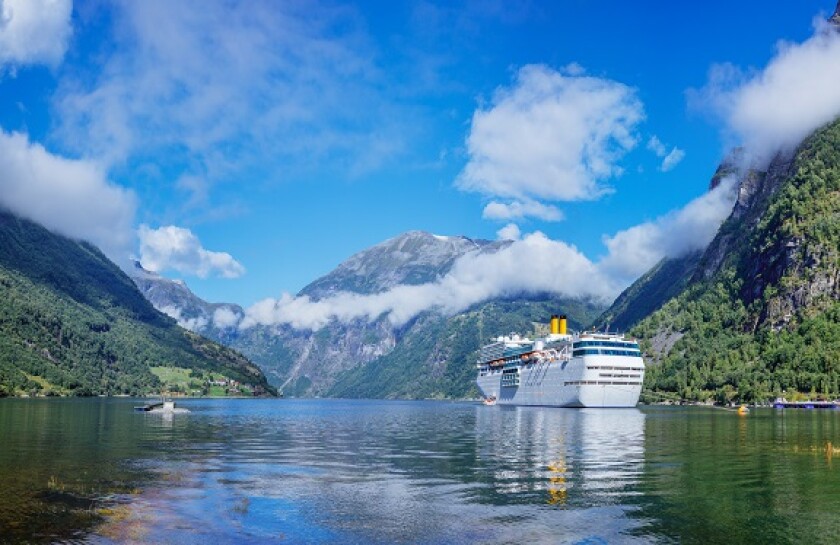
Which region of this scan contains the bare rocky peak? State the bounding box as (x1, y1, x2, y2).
(299, 230, 509, 299)
(831, 1, 840, 26)
(708, 147, 744, 191)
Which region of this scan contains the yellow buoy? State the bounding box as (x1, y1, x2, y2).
(737, 405, 750, 415)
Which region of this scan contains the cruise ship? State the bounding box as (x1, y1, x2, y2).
(476, 315, 644, 408)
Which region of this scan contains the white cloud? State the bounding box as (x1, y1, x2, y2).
(223, 172, 738, 333)
(0, 0, 72, 69)
(52, 0, 404, 180)
(158, 304, 208, 332)
(647, 135, 685, 172)
(176, 174, 209, 209)
(599, 176, 738, 283)
(239, 232, 618, 331)
(138, 225, 245, 279)
(456, 64, 644, 202)
(0, 129, 136, 261)
(482, 199, 564, 222)
(496, 223, 521, 241)
(212, 306, 241, 329)
(690, 18, 840, 163)
(660, 148, 686, 172)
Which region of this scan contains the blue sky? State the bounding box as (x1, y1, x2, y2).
(0, 0, 837, 316)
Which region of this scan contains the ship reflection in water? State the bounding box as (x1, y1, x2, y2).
(5, 399, 839, 544)
(475, 406, 645, 508)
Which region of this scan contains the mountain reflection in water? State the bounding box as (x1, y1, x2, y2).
(1, 399, 839, 544)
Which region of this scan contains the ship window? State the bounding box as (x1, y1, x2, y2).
(574, 348, 641, 357)
(574, 340, 640, 350)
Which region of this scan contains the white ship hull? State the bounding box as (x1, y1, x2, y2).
(476, 354, 643, 408)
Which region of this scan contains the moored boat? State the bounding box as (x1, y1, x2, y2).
(772, 397, 840, 409)
(134, 398, 190, 414)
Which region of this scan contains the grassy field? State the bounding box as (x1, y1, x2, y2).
(19, 373, 69, 396)
(150, 366, 254, 397)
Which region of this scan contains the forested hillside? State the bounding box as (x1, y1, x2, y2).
(0, 210, 273, 396)
(633, 119, 840, 403)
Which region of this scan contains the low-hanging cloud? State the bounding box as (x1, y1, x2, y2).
(599, 175, 738, 283)
(220, 174, 738, 333)
(239, 232, 619, 331)
(0, 0, 72, 69)
(158, 304, 209, 332)
(212, 306, 241, 329)
(0, 130, 137, 261)
(138, 225, 245, 279)
(690, 17, 840, 163)
(456, 64, 644, 211)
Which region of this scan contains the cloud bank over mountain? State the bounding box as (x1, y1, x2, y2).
(240, 232, 619, 331)
(0, 130, 136, 262)
(236, 169, 738, 332)
(691, 17, 840, 163)
(599, 175, 739, 283)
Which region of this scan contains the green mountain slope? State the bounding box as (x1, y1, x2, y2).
(328, 296, 604, 399)
(0, 210, 273, 396)
(593, 149, 745, 333)
(633, 119, 840, 403)
(594, 252, 702, 332)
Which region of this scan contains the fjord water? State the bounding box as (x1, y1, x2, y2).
(1, 399, 839, 544)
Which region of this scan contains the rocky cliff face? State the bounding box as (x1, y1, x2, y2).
(132, 262, 243, 332)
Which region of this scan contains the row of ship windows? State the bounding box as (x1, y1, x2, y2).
(573, 349, 642, 357)
(573, 341, 639, 349)
(586, 365, 645, 371)
(565, 380, 643, 386)
(599, 373, 641, 378)
(480, 364, 645, 375)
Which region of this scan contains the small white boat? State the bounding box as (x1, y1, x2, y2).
(134, 398, 190, 414)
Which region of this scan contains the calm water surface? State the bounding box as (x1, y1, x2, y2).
(1, 398, 839, 544)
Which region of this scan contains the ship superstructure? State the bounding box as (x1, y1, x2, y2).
(476, 315, 644, 408)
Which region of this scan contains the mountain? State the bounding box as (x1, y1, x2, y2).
(132, 262, 244, 335)
(594, 252, 702, 333)
(0, 209, 273, 397)
(607, 117, 840, 403)
(594, 151, 743, 332)
(300, 231, 508, 298)
(133, 231, 603, 398)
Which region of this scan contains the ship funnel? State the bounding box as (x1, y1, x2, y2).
(550, 315, 560, 335)
(559, 315, 567, 335)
